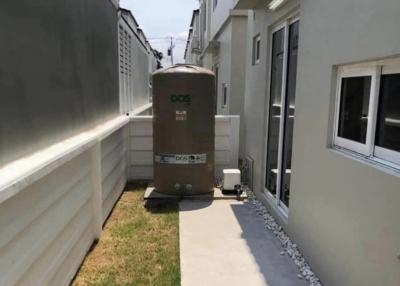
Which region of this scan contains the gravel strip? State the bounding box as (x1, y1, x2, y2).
(246, 188, 322, 286)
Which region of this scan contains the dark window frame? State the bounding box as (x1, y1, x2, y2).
(222, 83, 228, 108)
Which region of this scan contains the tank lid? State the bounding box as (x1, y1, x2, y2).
(153, 64, 214, 76)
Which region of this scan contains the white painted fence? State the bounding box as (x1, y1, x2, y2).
(0, 113, 239, 286)
(129, 115, 240, 179)
(0, 116, 129, 286)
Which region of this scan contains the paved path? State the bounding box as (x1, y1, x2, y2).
(179, 200, 307, 286)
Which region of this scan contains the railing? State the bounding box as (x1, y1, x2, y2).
(0, 112, 239, 286)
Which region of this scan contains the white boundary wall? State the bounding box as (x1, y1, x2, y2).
(0, 116, 129, 286)
(0, 113, 239, 286)
(129, 115, 240, 179)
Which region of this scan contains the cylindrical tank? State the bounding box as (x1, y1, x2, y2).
(152, 64, 215, 195)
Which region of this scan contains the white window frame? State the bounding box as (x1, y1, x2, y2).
(333, 59, 400, 167)
(253, 34, 261, 65)
(373, 64, 400, 165)
(213, 63, 220, 114)
(333, 66, 380, 156)
(264, 15, 299, 217)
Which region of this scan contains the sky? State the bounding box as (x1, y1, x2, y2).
(119, 0, 199, 67)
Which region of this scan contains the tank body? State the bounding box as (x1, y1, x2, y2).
(152, 65, 215, 195)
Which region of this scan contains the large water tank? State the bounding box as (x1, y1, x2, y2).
(152, 64, 215, 195)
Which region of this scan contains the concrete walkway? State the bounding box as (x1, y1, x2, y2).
(179, 200, 307, 286)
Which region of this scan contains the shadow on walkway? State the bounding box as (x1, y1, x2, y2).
(179, 200, 306, 286)
(230, 201, 306, 286)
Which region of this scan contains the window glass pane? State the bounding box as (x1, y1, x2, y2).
(252, 36, 260, 64)
(214, 66, 219, 114)
(375, 74, 400, 152)
(280, 20, 299, 207)
(337, 76, 371, 143)
(256, 39, 260, 61)
(252, 37, 256, 64)
(223, 84, 227, 106)
(265, 28, 284, 196)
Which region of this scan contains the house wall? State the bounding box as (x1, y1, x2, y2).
(206, 6, 247, 154)
(185, 12, 201, 66)
(0, 0, 119, 168)
(242, 1, 299, 224)
(192, 14, 201, 65)
(215, 23, 233, 115)
(199, 0, 212, 53)
(288, 0, 400, 285)
(210, 0, 234, 39)
(240, 0, 400, 285)
(229, 16, 247, 155)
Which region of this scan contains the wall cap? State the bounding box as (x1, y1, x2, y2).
(0, 115, 129, 205)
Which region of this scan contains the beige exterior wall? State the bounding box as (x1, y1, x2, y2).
(289, 0, 400, 285)
(193, 1, 248, 154)
(238, 0, 400, 285)
(185, 12, 201, 65)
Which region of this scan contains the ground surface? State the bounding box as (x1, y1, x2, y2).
(179, 200, 307, 286)
(72, 183, 180, 286)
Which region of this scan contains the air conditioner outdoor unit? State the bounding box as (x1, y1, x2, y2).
(222, 169, 241, 191)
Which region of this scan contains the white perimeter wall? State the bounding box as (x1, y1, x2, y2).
(0, 113, 239, 286)
(129, 115, 240, 180)
(0, 116, 129, 286)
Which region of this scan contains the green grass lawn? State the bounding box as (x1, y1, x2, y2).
(72, 182, 180, 286)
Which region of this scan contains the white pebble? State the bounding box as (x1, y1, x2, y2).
(245, 187, 323, 285)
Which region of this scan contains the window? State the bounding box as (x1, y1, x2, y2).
(201, 3, 207, 32)
(252, 35, 261, 65)
(265, 18, 299, 212)
(213, 65, 219, 114)
(334, 59, 400, 166)
(222, 83, 228, 108)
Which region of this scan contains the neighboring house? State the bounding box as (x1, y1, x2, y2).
(233, 0, 400, 285)
(198, 0, 247, 118)
(184, 9, 201, 65)
(118, 9, 158, 114)
(185, 0, 248, 155)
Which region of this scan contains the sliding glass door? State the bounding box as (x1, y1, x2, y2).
(265, 19, 299, 211)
